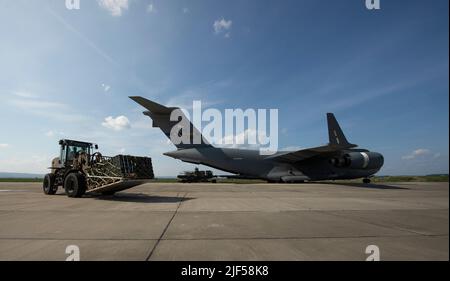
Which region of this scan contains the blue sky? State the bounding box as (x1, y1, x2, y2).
(0, 0, 448, 176)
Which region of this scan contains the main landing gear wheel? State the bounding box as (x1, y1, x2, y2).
(363, 178, 371, 184)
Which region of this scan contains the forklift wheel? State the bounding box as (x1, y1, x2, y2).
(64, 173, 86, 198)
(43, 173, 58, 195)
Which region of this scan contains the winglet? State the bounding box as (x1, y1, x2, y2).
(326, 113, 356, 147)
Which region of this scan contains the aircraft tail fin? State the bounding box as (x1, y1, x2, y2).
(130, 96, 212, 149)
(326, 113, 356, 147)
(264, 113, 358, 163)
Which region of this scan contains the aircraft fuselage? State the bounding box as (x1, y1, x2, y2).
(164, 147, 383, 182)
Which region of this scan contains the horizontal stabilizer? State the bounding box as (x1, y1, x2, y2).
(129, 96, 174, 114)
(129, 96, 212, 149)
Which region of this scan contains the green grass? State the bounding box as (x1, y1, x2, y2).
(373, 175, 449, 182)
(153, 178, 178, 183)
(0, 178, 44, 182)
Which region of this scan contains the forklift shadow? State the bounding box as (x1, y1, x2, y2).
(92, 192, 194, 203)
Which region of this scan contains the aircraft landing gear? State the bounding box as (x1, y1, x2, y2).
(363, 178, 371, 184)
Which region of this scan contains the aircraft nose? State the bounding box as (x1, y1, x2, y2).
(369, 152, 384, 169)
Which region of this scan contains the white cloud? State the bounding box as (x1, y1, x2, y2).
(10, 99, 64, 110)
(217, 129, 268, 148)
(97, 0, 129, 16)
(45, 131, 55, 137)
(147, 4, 155, 13)
(0, 144, 9, 148)
(0, 154, 53, 174)
(9, 94, 87, 122)
(397, 149, 448, 175)
(13, 91, 38, 99)
(213, 18, 232, 35)
(182, 7, 189, 14)
(101, 83, 111, 92)
(402, 148, 431, 160)
(102, 116, 131, 131)
(45, 130, 65, 138)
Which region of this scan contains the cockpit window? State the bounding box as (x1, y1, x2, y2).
(66, 145, 90, 161)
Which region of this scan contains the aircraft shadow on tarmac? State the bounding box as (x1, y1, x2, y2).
(92, 193, 194, 203)
(311, 182, 410, 190)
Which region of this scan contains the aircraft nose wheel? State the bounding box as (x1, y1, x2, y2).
(363, 178, 371, 184)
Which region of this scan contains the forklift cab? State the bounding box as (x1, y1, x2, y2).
(59, 139, 98, 166)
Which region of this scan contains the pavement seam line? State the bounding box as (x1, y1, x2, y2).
(316, 210, 441, 237)
(145, 192, 186, 261)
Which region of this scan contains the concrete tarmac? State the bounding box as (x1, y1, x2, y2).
(0, 181, 448, 261)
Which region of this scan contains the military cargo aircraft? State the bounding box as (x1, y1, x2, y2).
(130, 96, 384, 183)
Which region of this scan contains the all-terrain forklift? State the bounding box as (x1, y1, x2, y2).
(43, 139, 154, 197)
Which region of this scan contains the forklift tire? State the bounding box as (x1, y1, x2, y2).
(64, 173, 86, 198)
(363, 178, 371, 184)
(43, 173, 58, 195)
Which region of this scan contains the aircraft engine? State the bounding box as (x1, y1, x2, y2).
(330, 152, 384, 170)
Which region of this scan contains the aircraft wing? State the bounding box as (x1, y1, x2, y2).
(266, 113, 357, 163)
(265, 143, 357, 163)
